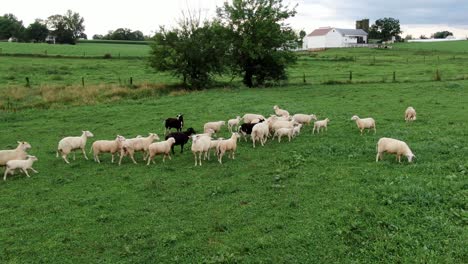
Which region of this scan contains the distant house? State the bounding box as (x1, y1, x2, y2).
(45, 35, 56, 44)
(303, 27, 368, 49)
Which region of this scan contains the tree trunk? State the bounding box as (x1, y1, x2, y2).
(243, 70, 253, 88)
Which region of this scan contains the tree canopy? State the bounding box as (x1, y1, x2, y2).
(47, 10, 85, 44)
(94, 28, 145, 41)
(25, 20, 49, 42)
(0, 14, 24, 40)
(368, 17, 402, 41)
(432, 31, 453, 39)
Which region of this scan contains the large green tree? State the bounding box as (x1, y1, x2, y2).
(149, 17, 229, 89)
(0, 13, 24, 40)
(432, 31, 453, 39)
(368, 17, 402, 41)
(103, 28, 145, 41)
(217, 0, 298, 87)
(25, 19, 49, 42)
(47, 10, 85, 44)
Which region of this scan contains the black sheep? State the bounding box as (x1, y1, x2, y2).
(239, 119, 264, 141)
(165, 127, 196, 154)
(165, 114, 184, 132)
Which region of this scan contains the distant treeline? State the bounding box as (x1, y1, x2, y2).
(79, 39, 151, 45)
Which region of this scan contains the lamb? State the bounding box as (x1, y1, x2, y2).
(4, 155, 38, 181)
(227, 116, 241, 133)
(273, 105, 290, 117)
(191, 134, 212, 166)
(207, 138, 225, 160)
(216, 133, 241, 164)
(376, 137, 415, 163)
(273, 127, 294, 142)
(56, 131, 94, 164)
(351, 115, 376, 135)
(292, 114, 317, 125)
(292, 124, 303, 138)
(119, 133, 159, 165)
(165, 128, 196, 154)
(204, 121, 226, 134)
(405, 107, 417, 122)
(313, 118, 330, 134)
(271, 120, 297, 132)
(164, 114, 184, 133)
(242, 114, 266, 124)
(91, 135, 126, 163)
(251, 122, 269, 148)
(0, 141, 32, 166)
(146, 137, 176, 165)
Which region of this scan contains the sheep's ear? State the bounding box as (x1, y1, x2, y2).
(17, 141, 22, 144)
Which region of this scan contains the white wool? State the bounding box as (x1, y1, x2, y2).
(376, 137, 415, 163)
(0, 141, 31, 166)
(57, 131, 94, 164)
(351, 115, 376, 135)
(204, 121, 226, 133)
(216, 133, 241, 164)
(4, 155, 38, 181)
(92, 135, 126, 163)
(147, 137, 176, 165)
(313, 118, 330, 134)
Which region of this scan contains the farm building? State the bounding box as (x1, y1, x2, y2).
(304, 27, 368, 49)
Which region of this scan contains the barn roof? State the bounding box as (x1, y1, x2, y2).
(335, 28, 368, 36)
(307, 27, 332, 37)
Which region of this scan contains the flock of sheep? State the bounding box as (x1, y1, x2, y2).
(0, 105, 417, 180)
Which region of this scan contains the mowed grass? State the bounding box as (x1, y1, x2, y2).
(394, 40, 468, 53)
(0, 42, 150, 57)
(0, 81, 467, 262)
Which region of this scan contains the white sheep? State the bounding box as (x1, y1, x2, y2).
(0, 141, 31, 166)
(251, 122, 269, 148)
(4, 155, 38, 181)
(204, 121, 226, 133)
(273, 127, 294, 142)
(242, 114, 266, 124)
(216, 133, 241, 164)
(271, 120, 297, 132)
(313, 118, 330, 134)
(191, 134, 212, 166)
(227, 116, 241, 133)
(119, 133, 159, 165)
(292, 124, 303, 138)
(91, 135, 126, 163)
(405, 107, 417, 122)
(376, 137, 415, 163)
(273, 105, 290, 117)
(351, 115, 376, 135)
(146, 137, 176, 165)
(56, 131, 94, 164)
(292, 114, 317, 125)
(207, 138, 225, 160)
(270, 115, 290, 121)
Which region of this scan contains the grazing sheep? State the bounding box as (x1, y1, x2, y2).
(251, 122, 269, 148)
(273, 127, 294, 142)
(119, 133, 159, 165)
(242, 114, 266, 124)
(0, 141, 32, 166)
(91, 135, 126, 163)
(165, 114, 184, 133)
(313, 118, 330, 134)
(204, 121, 226, 134)
(56, 131, 94, 164)
(292, 114, 317, 125)
(273, 105, 290, 117)
(4, 155, 38, 181)
(207, 138, 225, 160)
(239, 120, 264, 141)
(191, 134, 212, 166)
(405, 107, 417, 122)
(376, 137, 415, 163)
(351, 115, 376, 135)
(228, 116, 241, 133)
(292, 124, 303, 138)
(216, 133, 241, 164)
(146, 137, 176, 165)
(165, 128, 196, 154)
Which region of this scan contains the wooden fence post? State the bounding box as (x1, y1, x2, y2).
(82, 77, 85, 87)
(349, 71, 353, 81)
(393, 71, 396, 82)
(25, 77, 30, 87)
(130, 77, 133, 86)
(303, 73, 306, 83)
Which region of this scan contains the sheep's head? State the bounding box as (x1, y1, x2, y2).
(116, 135, 126, 142)
(167, 137, 176, 145)
(27, 155, 38, 161)
(273, 105, 279, 110)
(186, 127, 196, 135)
(407, 154, 415, 163)
(17, 141, 32, 150)
(236, 116, 241, 120)
(310, 114, 318, 121)
(232, 132, 240, 140)
(325, 118, 330, 122)
(149, 133, 160, 141)
(221, 121, 226, 126)
(350, 115, 359, 121)
(83, 131, 94, 138)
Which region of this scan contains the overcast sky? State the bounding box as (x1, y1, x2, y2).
(4, 0, 468, 38)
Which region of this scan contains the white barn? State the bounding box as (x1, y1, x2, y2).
(304, 27, 368, 49)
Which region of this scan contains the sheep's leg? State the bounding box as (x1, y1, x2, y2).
(22, 168, 31, 178)
(62, 154, 70, 164)
(193, 152, 197, 166)
(111, 154, 115, 163)
(180, 144, 184, 154)
(30, 168, 39, 173)
(232, 150, 236, 160)
(81, 148, 89, 160)
(376, 152, 380, 162)
(3, 168, 10, 181)
(118, 152, 124, 166)
(73, 151, 76, 161)
(199, 152, 203, 166)
(129, 153, 137, 164)
(163, 154, 166, 163)
(398, 155, 401, 163)
(252, 138, 256, 148)
(168, 153, 172, 160)
(374, 127, 377, 134)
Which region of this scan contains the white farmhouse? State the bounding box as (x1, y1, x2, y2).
(304, 27, 368, 49)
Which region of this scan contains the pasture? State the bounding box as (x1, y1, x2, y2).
(0, 41, 467, 262)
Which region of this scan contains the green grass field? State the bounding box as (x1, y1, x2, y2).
(0, 41, 467, 262)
